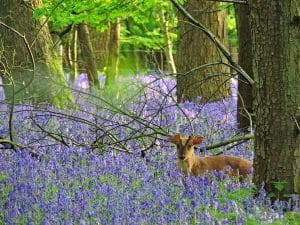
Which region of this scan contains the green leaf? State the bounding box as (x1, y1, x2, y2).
(274, 181, 285, 192)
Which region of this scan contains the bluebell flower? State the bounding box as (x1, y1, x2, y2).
(0, 73, 295, 224)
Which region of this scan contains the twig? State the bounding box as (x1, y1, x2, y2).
(0, 21, 36, 95)
(8, 76, 15, 147)
(31, 116, 70, 147)
(293, 114, 300, 133)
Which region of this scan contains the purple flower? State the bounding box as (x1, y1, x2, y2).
(0, 73, 293, 224)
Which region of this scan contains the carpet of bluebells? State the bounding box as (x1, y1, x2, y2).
(0, 74, 299, 224)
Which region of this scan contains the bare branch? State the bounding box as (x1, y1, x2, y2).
(202, 134, 254, 151)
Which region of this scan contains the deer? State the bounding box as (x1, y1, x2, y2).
(167, 133, 252, 180)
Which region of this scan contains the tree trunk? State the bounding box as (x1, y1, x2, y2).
(250, 0, 300, 195)
(159, 8, 177, 74)
(77, 23, 100, 88)
(0, 0, 73, 108)
(176, 1, 230, 103)
(65, 27, 78, 82)
(105, 19, 120, 86)
(235, 3, 254, 132)
(89, 24, 110, 73)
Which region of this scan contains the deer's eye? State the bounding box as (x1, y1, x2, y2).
(187, 145, 192, 149)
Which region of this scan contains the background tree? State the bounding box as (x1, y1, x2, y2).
(35, 0, 178, 80)
(249, 0, 300, 195)
(105, 19, 121, 86)
(89, 23, 110, 73)
(77, 23, 100, 87)
(235, 3, 254, 132)
(0, 0, 73, 107)
(158, 1, 177, 74)
(176, 0, 230, 103)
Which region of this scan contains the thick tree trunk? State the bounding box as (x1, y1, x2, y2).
(77, 23, 100, 88)
(176, 1, 230, 103)
(250, 0, 300, 195)
(105, 19, 120, 86)
(0, 0, 73, 108)
(235, 4, 254, 132)
(89, 24, 110, 73)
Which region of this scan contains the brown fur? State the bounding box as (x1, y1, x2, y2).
(168, 133, 251, 180)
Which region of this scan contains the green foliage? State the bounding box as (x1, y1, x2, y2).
(121, 1, 177, 53)
(35, 0, 177, 58)
(0, 173, 10, 223)
(274, 181, 285, 192)
(0, 173, 8, 183)
(208, 181, 254, 223)
(45, 185, 59, 201)
(32, 204, 43, 225)
(35, 0, 157, 30)
(268, 181, 286, 199)
(283, 211, 300, 225)
(218, 3, 237, 46)
(227, 5, 237, 45)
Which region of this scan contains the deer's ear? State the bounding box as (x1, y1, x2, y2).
(193, 136, 204, 145)
(168, 133, 181, 144)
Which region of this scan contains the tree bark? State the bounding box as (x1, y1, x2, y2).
(235, 3, 254, 132)
(77, 23, 100, 88)
(176, 0, 230, 103)
(105, 19, 120, 86)
(0, 0, 74, 108)
(89, 24, 110, 73)
(250, 0, 300, 195)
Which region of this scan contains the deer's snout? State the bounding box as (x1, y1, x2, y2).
(179, 155, 185, 160)
(177, 147, 187, 160)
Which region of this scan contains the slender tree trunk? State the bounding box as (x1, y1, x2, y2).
(176, 1, 230, 103)
(250, 0, 300, 195)
(0, 0, 73, 108)
(77, 23, 100, 88)
(65, 27, 78, 82)
(105, 19, 120, 86)
(73, 29, 78, 81)
(235, 3, 254, 132)
(159, 8, 177, 74)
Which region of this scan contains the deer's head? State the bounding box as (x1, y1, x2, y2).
(168, 133, 204, 161)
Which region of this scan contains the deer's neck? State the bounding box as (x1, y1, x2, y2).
(178, 153, 199, 175)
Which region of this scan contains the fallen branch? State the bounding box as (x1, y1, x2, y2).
(0, 137, 39, 158)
